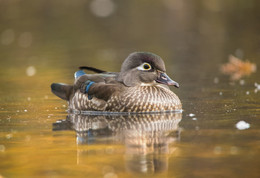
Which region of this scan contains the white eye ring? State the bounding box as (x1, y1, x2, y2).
(137, 63, 152, 71)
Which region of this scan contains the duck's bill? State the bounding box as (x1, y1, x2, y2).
(156, 72, 179, 88)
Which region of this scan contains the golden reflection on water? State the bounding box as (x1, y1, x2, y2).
(53, 113, 182, 176)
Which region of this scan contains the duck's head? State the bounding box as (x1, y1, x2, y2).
(118, 52, 179, 88)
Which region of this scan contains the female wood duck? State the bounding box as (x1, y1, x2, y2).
(51, 52, 182, 113)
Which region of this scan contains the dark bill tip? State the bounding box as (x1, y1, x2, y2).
(156, 72, 180, 88)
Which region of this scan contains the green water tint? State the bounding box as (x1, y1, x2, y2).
(1, 0, 260, 177)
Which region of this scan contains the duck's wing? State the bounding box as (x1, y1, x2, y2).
(51, 69, 120, 102)
(74, 70, 122, 102)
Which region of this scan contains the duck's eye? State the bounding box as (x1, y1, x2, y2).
(137, 63, 152, 71)
(143, 63, 151, 70)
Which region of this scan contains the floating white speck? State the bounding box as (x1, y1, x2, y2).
(219, 92, 223, 95)
(26, 66, 36, 76)
(188, 113, 195, 117)
(192, 118, 197, 121)
(236, 121, 250, 130)
(255, 82, 260, 89)
(24, 109, 27, 112)
(254, 83, 260, 93)
(246, 91, 250, 95)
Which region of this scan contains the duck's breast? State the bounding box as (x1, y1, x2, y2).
(107, 85, 181, 112)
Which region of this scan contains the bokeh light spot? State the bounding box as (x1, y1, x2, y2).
(90, 0, 116, 17)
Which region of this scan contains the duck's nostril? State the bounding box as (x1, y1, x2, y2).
(161, 76, 167, 80)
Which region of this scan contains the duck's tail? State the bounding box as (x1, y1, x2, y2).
(79, 66, 106, 73)
(51, 83, 73, 101)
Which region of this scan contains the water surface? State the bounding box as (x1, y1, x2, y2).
(1, 0, 260, 177)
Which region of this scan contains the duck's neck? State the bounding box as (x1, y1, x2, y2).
(139, 81, 157, 86)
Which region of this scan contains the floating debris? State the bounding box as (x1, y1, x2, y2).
(188, 113, 195, 117)
(255, 83, 260, 93)
(255, 82, 260, 89)
(192, 118, 197, 121)
(236, 121, 250, 130)
(220, 55, 257, 81)
(219, 92, 223, 95)
(246, 91, 250, 95)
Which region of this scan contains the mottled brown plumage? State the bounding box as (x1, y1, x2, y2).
(51, 52, 182, 113)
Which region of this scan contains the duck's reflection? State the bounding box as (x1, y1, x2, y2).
(53, 112, 182, 175)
